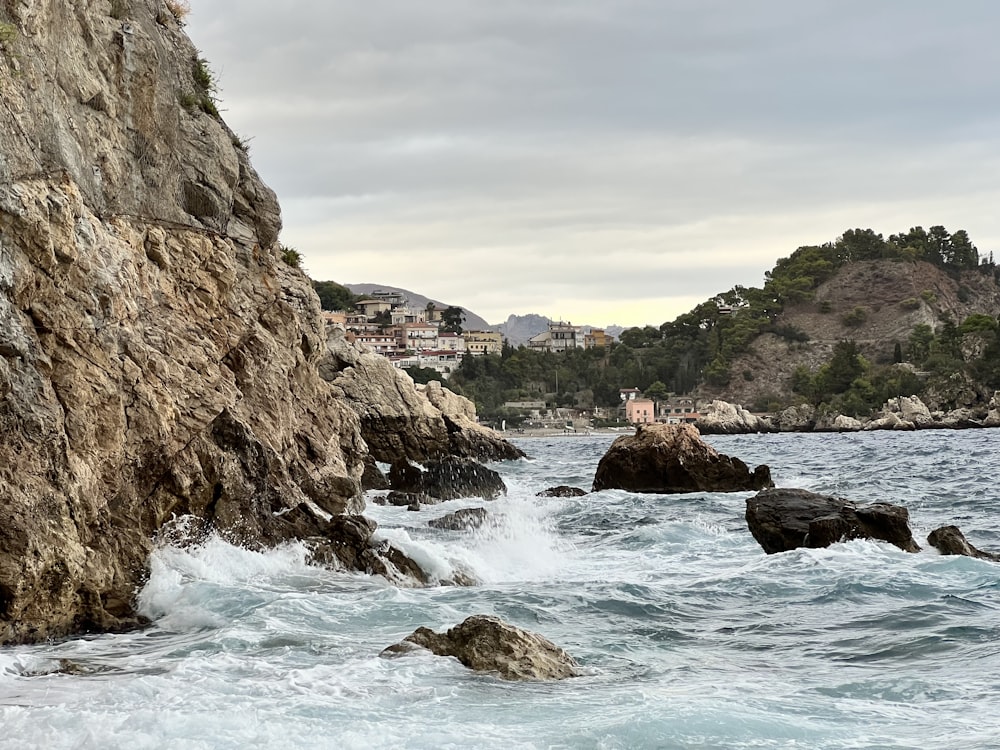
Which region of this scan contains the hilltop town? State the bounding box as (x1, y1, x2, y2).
(325, 289, 612, 380)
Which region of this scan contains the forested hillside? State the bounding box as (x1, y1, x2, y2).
(448, 226, 1000, 420)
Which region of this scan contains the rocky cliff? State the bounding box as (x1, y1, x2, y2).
(0, 0, 517, 644)
(711, 259, 1000, 409)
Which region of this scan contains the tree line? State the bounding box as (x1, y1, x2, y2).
(444, 225, 999, 419)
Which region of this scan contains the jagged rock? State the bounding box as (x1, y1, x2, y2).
(745, 488, 920, 554)
(895, 395, 935, 427)
(0, 0, 504, 645)
(927, 526, 1000, 561)
(830, 414, 863, 431)
(866, 395, 934, 431)
(384, 491, 438, 507)
(864, 411, 914, 431)
(984, 391, 1000, 428)
(937, 408, 982, 429)
(361, 456, 391, 490)
(428, 507, 490, 531)
(321, 330, 524, 464)
(419, 381, 526, 462)
(696, 400, 774, 434)
(389, 457, 507, 501)
(772, 404, 817, 432)
(304, 513, 429, 585)
(592, 423, 773, 494)
(381, 615, 580, 680)
(536, 486, 588, 498)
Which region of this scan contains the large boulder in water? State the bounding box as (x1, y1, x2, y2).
(389, 456, 506, 501)
(745, 488, 920, 554)
(382, 615, 580, 680)
(927, 525, 1000, 561)
(592, 423, 773, 494)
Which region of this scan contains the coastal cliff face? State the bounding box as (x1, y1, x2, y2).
(712, 259, 1000, 409)
(0, 1, 515, 644)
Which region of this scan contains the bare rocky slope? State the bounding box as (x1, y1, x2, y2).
(706, 259, 1000, 409)
(0, 0, 518, 644)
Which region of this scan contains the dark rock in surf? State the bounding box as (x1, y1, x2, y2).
(927, 525, 1000, 561)
(296, 512, 429, 585)
(745, 488, 920, 554)
(389, 457, 506, 501)
(361, 456, 391, 490)
(537, 486, 587, 498)
(381, 614, 580, 681)
(428, 507, 490, 531)
(384, 491, 438, 507)
(592, 423, 772, 494)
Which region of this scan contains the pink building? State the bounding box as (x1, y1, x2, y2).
(625, 398, 655, 424)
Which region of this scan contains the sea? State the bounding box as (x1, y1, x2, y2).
(1, 430, 998, 749)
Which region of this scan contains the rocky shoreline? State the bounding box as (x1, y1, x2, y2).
(694, 394, 1000, 435)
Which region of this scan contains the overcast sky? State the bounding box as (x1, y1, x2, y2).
(185, 1, 1000, 328)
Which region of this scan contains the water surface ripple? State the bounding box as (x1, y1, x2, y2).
(2, 430, 998, 749)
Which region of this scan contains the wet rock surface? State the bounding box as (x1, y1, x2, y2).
(0, 0, 519, 644)
(389, 457, 507, 501)
(745, 488, 920, 554)
(382, 615, 580, 680)
(536, 486, 588, 498)
(592, 423, 773, 494)
(927, 525, 1000, 561)
(428, 508, 490, 531)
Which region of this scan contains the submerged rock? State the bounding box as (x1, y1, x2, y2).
(745, 488, 920, 554)
(536, 486, 588, 498)
(591, 423, 773, 494)
(382, 615, 580, 680)
(927, 525, 1000, 561)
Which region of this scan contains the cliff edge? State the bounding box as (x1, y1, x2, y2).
(0, 0, 517, 644)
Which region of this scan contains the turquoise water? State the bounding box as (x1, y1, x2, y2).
(1, 431, 999, 749)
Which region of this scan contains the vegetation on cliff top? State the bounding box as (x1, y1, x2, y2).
(447, 225, 1000, 420)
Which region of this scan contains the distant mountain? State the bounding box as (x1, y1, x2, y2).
(491, 314, 624, 347)
(491, 314, 551, 347)
(345, 284, 492, 331)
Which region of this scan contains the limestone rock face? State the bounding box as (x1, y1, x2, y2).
(322, 329, 523, 463)
(0, 1, 520, 644)
(383, 615, 581, 680)
(696, 400, 773, 434)
(592, 423, 773, 494)
(984, 391, 1000, 428)
(745, 488, 920, 554)
(865, 395, 934, 431)
(830, 414, 863, 431)
(419, 380, 525, 462)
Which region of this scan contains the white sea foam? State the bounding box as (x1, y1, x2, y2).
(3, 433, 1000, 749)
(136, 533, 316, 629)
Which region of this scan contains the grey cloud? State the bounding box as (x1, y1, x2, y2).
(187, 1, 1000, 327)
